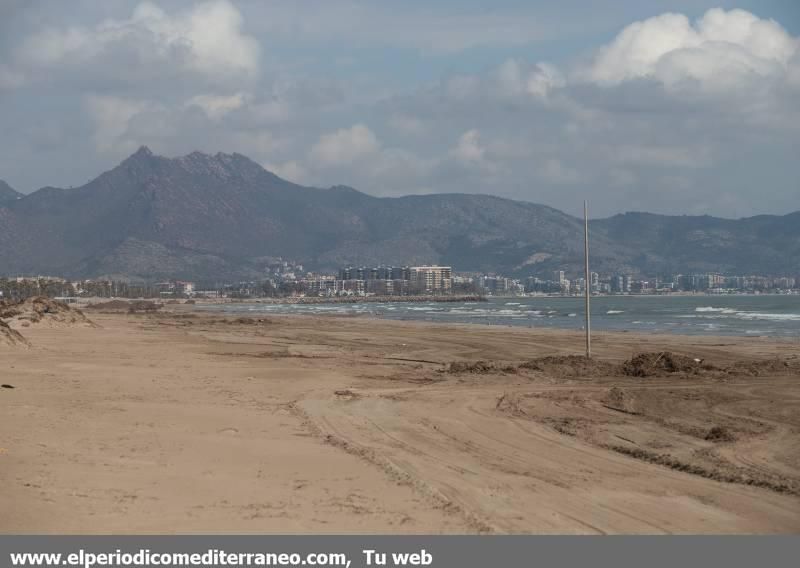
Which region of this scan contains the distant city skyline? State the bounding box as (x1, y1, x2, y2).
(1, 1, 799, 218)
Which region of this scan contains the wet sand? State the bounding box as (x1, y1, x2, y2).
(1, 310, 799, 533)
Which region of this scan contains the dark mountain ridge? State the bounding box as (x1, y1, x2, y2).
(1, 147, 797, 281)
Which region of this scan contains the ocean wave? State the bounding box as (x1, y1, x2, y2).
(695, 307, 736, 314)
(734, 312, 800, 321)
(606, 310, 624, 314)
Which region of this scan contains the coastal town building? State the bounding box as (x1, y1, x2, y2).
(409, 266, 452, 294)
(3, 267, 798, 303)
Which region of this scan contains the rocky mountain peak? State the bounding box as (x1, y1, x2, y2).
(169, 149, 267, 182)
(129, 145, 154, 159)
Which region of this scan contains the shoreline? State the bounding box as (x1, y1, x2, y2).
(183, 295, 800, 340)
(214, 294, 488, 304)
(174, 306, 800, 343)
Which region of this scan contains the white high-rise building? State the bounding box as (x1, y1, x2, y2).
(409, 266, 452, 293)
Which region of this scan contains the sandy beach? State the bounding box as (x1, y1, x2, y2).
(1, 308, 799, 534)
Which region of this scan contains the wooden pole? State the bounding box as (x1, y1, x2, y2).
(584, 200, 591, 358)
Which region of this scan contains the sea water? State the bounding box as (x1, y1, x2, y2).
(200, 295, 800, 337)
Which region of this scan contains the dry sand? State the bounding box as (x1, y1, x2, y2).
(1, 309, 799, 533)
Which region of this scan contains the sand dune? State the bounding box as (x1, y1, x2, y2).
(1, 310, 798, 533)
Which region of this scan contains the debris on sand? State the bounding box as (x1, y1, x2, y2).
(705, 425, 736, 443)
(621, 351, 715, 377)
(445, 360, 517, 374)
(446, 360, 495, 374)
(0, 320, 30, 347)
(519, 355, 617, 378)
(86, 299, 129, 311)
(87, 299, 162, 314)
(725, 358, 796, 377)
(334, 389, 361, 400)
(126, 301, 161, 314)
(230, 317, 272, 325)
(448, 355, 623, 378)
(441, 351, 795, 382)
(0, 297, 94, 329)
(607, 444, 798, 495)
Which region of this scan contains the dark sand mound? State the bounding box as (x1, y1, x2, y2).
(519, 355, 618, 378)
(619, 351, 797, 378)
(444, 360, 520, 374)
(446, 360, 503, 374)
(86, 299, 162, 313)
(445, 351, 797, 382)
(705, 425, 737, 443)
(621, 351, 714, 377)
(0, 297, 94, 329)
(445, 355, 619, 377)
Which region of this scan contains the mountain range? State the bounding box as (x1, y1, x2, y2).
(1, 147, 798, 282)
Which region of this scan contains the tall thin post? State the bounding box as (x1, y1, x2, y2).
(583, 200, 591, 358)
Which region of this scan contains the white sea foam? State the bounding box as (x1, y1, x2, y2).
(207, 298, 799, 338)
(695, 307, 736, 314)
(734, 312, 800, 321)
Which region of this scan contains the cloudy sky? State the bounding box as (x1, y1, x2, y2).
(0, 0, 798, 217)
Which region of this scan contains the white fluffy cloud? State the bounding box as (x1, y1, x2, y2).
(16, 0, 259, 83)
(451, 130, 485, 164)
(186, 92, 248, 120)
(309, 124, 380, 166)
(493, 60, 565, 98)
(84, 95, 154, 153)
(297, 124, 436, 193)
(584, 8, 798, 90)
